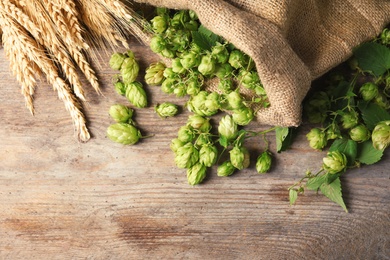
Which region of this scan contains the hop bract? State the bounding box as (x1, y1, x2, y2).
(145, 62, 166, 86)
(218, 115, 238, 141)
(109, 52, 126, 70)
(174, 143, 199, 169)
(306, 128, 327, 150)
(256, 151, 272, 174)
(371, 120, 390, 150)
(187, 163, 207, 185)
(107, 123, 141, 145)
(125, 82, 148, 108)
(322, 151, 348, 174)
(155, 102, 178, 118)
(217, 160, 236, 177)
(109, 104, 133, 123)
(229, 146, 250, 170)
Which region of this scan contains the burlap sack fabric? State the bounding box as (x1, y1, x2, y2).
(134, 0, 390, 127)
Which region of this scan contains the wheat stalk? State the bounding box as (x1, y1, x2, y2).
(0, 9, 90, 142)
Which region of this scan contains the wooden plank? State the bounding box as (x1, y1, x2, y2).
(0, 40, 389, 259)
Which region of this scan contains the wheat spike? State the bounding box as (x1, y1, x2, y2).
(0, 10, 90, 142)
(16, 0, 87, 101)
(39, 0, 100, 94)
(77, 0, 128, 49)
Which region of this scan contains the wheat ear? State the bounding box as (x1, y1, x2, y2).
(40, 0, 100, 94)
(17, 0, 87, 101)
(77, 0, 128, 49)
(0, 11, 90, 142)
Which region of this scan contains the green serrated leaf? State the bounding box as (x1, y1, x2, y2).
(191, 31, 215, 52)
(275, 127, 289, 152)
(354, 42, 390, 77)
(357, 140, 384, 165)
(320, 177, 348, 213)
(329, 138, 357, 166)
(306, 174, 328, 191)
(357, 101, 390, 130)
(289, 189, 298, 206)
(275, 127, 297, 153)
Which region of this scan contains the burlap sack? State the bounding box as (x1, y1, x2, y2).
(133, 0, 390, 127)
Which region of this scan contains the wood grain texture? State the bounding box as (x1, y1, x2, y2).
(0, 38, 389, 260)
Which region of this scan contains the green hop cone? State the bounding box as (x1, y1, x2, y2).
(155, 102, 179, 118)
(106, 123, 141, 145)
(150, 35, 166, 54)
(340, 110, 359, 129)
(256, 151, 272, 174)
(186, 78, 201, 96)
(380, 28, 390, 45)
(325, 123, 341, 140)
(121, 57, 140, 83)
(171, 58, 186, 74)
(109, 104, 133, 123)
(177, 125, 195, 143)
(215, 63, 233, 79)
(114, 81, 127, 96)
(180, 51, 201, 69)
(349, 124, 371, 142)
(160, 48, 175, 59)
(218, 78, 234, 93)
(198, 54, 216, 76)
(373, 93, 390, 110)
(211, 43, 229, 64)
(322, 151, 348, 174)
(229, 146, 250, 170)
(226, 91, 244, 110)
(217, 160, 236, 177)
(187, 115, 211, 133)
(187, 163, 207, 185)
(125, 81, 148, 108)
(359, 82, 379, 102)
(150, 15, 168, 33)
(304, 91, 330, 124)
(175, 142, 199, 169)
(145, 62, 166, 86)
(371, 120, 390, 150)
(306, 128, 327, 150)
(199, 144, 218, 167)
(232, 107, 254, 126)
(218, 115, 238, 142)
(238, 69, 261, 89)
(170, 138, 185, 153)
(204, 92, 221, 114)
(161, 78, 176, 94)
(194, 133, 211, 147)
(228, 50, 250, 69)
(109, 52, 126, 70)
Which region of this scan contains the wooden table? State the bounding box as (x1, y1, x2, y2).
(0, 38, 389, 259)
